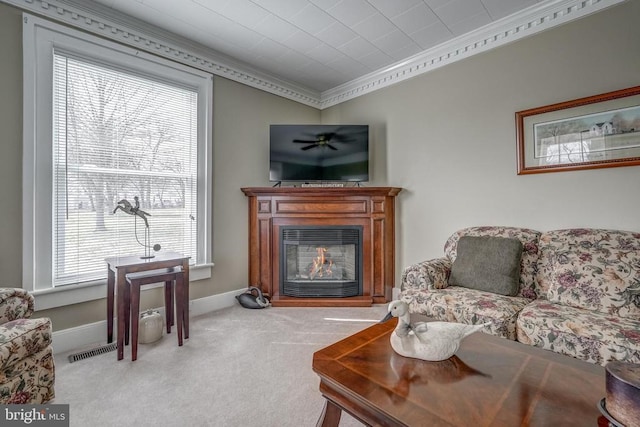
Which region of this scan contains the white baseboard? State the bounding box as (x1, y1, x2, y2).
(52, 288, 246, 355)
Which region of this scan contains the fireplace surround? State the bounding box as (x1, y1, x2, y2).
(242, 187, 401, 307)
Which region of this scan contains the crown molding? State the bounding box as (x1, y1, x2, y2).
(319, 0, 627, 109)
(1, 0, 627, 110)
(1, 0, 322, 108)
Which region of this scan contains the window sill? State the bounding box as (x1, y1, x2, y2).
(33, 263, 213, 311)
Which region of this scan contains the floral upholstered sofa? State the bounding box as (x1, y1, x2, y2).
(400, 226, 640, 366)
(0, 288, 55, 403)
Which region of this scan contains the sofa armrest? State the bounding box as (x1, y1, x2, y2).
(0, 318, 52, 370)
(401, 257, 452, 291)
(0, 288, 35, 325)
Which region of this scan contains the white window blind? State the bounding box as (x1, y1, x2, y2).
(52, 52, 199, 286)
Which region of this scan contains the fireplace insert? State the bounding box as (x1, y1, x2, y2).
(280, 226, 363, 298)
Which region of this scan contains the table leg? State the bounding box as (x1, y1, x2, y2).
(182, 260, 190, 339)
(164, 281, 173, 333)
(130, 283, 140, 361)
(175, 271, 184, 346)
(116, 268, 127, 360)
(107, 268, 115, 343)
(316, 400, 342, 427)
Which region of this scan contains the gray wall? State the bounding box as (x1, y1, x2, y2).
(1, 1, 640, 332)
(0, 4, 23, 287)
(322, 0, 640, 270)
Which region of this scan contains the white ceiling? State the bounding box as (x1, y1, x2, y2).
(11, 0, 626, 107)
(91, 0, 545, 93)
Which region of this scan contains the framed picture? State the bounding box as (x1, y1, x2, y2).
(516, 86, 640, 174)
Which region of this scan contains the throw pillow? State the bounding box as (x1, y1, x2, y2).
(449, 236, 523, 296)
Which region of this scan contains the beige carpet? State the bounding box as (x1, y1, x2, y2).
(54, 303, 389, 427)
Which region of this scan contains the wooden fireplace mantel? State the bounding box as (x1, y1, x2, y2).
(241, 186, 402, 307)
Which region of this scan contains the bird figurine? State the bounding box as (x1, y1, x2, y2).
(380, 300, 489, 362)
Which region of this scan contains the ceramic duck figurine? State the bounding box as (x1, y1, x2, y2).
(380, 300, 489, 362)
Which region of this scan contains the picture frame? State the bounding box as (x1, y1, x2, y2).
(516, 86, 640, 174)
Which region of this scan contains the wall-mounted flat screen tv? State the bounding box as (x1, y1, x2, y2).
(269, 124, 369, 182)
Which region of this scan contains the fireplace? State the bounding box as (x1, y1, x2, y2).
(280, 226, 363, 298)
(242, 187, 401, 306)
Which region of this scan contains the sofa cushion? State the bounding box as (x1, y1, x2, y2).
(516, 299, 640, 366)
(449, 236, 523, 296)
(537, 229, 640, 319)
(444, 226, 542, 299)
(402, 286, 532, 340)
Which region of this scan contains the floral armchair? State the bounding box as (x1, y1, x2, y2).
(0, 288, 54, 403)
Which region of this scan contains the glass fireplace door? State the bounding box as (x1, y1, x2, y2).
(280, 226, 362, 298)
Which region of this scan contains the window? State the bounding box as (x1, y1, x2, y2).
(23, 15, 212, 308)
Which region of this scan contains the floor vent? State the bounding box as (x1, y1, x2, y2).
(67, 343, 117, 363)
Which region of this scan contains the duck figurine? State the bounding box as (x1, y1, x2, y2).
(380, 300, 489, 362)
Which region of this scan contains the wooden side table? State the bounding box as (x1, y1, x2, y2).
(126, 267, 185, 361)
(105, 251, 190, 360)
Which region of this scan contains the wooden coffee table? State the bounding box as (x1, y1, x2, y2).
(313, 318, 608, 426)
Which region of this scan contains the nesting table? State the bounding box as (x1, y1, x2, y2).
(105, 251, 190, 360)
